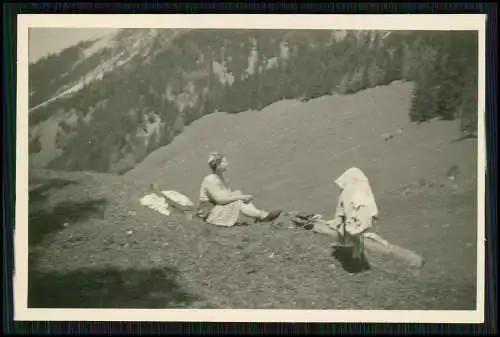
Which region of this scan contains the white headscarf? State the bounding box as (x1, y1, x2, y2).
(335, 167, 379, 219)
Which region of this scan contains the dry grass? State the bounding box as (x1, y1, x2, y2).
(28, 81, 478, 310)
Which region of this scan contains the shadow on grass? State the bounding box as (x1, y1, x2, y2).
(450, 133, 478, 143)
(29, 177, 108, 247)
(28, 266, 200, 308)
(27, 177, 203, 309)
(29, 178, 78, 205)
(332, 247, 371, 274)
(29, 198, 108, 247)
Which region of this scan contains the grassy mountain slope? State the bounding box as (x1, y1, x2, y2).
(127, 81, 477, 217)
(28, 83, 478, 310)
(28, 30, 478, 175)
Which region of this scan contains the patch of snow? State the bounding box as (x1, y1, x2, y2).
(31, 51, 137, 113)
(266, 57, 279, 70)
(82, 32, 116, 59)
(115, 52, 136, 68)
(245, 48, 259, 76)
(212, 61, 235, 86)
(250, 37, 258, 48)
(64, 109, 79, 127)
(381, 31, 392, 40)
(166, 85, 176, 102)
(176, 88, 199, 112)
(136, 112, 164, 148)
(185, 82, 196, 95)
(279, 42, 290, 61)
(82, 103, 104, 125)
(196, 53, 205, 66)
(32, 31, 162, 113)
(332, 31, 348, 43)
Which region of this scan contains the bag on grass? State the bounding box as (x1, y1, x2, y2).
(161, 190, 195, 212)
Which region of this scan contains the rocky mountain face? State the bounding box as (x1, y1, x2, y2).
(28, 29, 478, 174)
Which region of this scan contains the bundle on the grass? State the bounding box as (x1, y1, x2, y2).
(139, 193, 171, 216)
(140, 184, 195, 217)
(149, 183, 195, 212)
(288, 211, 321, 230)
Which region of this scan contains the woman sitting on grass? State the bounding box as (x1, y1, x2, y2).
(196, 152, 282, 227)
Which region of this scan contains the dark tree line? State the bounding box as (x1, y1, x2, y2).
(408, 31, 478, 136)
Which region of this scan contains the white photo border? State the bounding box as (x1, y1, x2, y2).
(15, 14, 487, 323)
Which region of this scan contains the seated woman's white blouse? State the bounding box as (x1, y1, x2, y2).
(199, 174, 232, 203)
(198, 174, 246, 227)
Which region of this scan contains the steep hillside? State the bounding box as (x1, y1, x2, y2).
(28, 29, 478, 174)
(28, 84, 478, 310)
(127, 81, 477, 218)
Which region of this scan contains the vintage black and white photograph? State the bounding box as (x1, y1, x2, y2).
(16, 14, 485, 323)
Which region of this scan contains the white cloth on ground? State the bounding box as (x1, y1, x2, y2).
(140, 193, 170, 216)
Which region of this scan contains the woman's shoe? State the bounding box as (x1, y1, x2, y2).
(258, 210, 282, 223)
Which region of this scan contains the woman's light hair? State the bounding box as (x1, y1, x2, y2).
(208, 152, 225, 171)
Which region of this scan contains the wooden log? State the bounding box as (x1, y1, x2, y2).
(363, 236, 425, 269)
(312, 222, 424, 269)
(312, 222, 341, 238)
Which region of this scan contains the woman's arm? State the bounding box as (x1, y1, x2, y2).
(204, 177, 245, 205)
